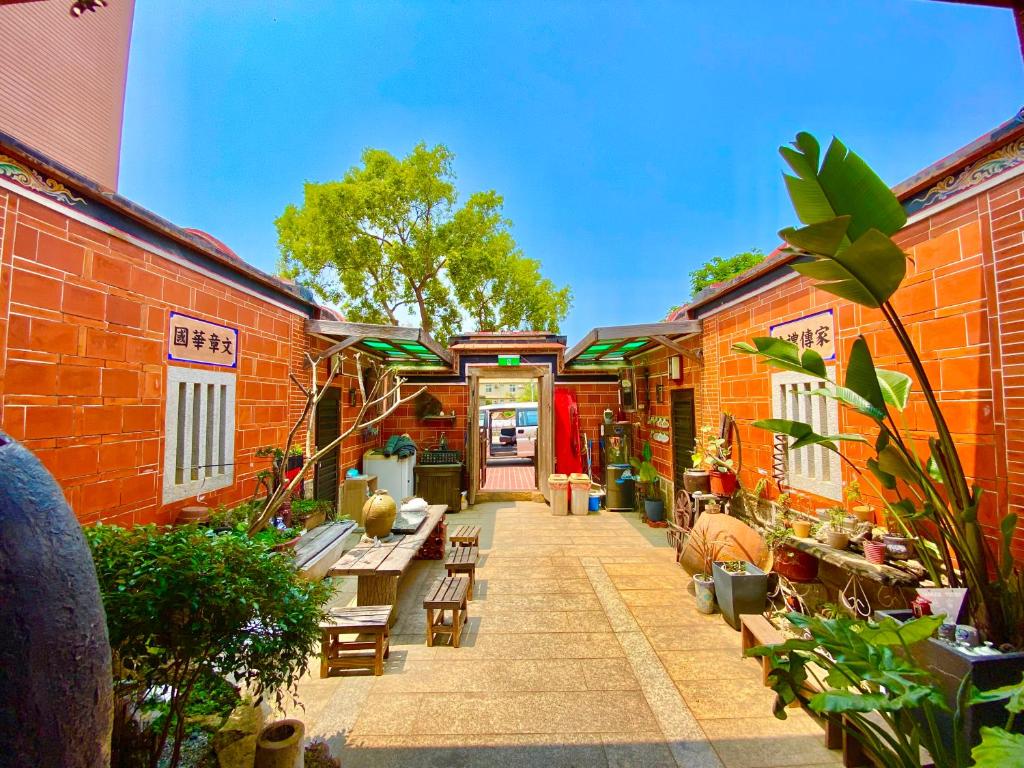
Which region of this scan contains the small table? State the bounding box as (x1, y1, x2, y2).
(445, 546, 479, 599)
(424, 576, 470, 647)
(328, 504, 447, 626)
(449, 524, 481, 548)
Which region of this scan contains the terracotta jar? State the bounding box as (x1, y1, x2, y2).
(362, 489, 397, 539)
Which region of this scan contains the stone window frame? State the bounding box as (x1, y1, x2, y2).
(770, 367, 842, 501)
(162, 366, 236, 504)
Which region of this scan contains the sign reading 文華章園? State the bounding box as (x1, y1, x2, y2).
(167, 311, 239, 368)
(769, 308, 835, 361)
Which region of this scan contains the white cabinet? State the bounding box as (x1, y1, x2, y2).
(363, 450, 416, 501)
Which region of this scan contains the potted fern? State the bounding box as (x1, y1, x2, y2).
(630, 442, 663, 521)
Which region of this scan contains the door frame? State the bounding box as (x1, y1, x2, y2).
(466, 365, 553, 504)
(670, 387, 696, 496)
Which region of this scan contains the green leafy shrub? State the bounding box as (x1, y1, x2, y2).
(290, 498, 333, 525)
(85, 523, 331, 768)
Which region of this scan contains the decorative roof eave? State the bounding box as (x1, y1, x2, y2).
(563, 321, 702, 369)
(305, 319, 454, 369)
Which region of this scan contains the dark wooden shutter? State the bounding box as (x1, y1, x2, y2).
(315, 387, 341, 505)
(671, 389, 695, 493)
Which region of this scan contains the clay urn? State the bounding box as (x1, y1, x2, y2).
(362, 489, 397, 539)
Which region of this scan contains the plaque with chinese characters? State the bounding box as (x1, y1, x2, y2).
(167, 312, 238, 368)
(769, 308, 835, 360)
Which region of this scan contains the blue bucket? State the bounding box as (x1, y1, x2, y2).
(588, 493, 601, 512)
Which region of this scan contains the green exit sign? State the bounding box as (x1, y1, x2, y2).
(498, 354, 520, 367)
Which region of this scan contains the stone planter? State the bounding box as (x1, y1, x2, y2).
(877, 610, 1024, 751)
(712, 561, 768, 631)
(255, 719, 305, 768)
(683, 469, 710, 495)
(693, 574, 716, 614)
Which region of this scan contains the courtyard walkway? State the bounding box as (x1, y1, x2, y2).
(290, 501, 841, 768)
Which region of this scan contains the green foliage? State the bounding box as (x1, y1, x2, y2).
(735, 132, 1023, 647)
(276, 142, 571, 342)
(972, 728, 1024, 767)
(689, 250, 765, 297)
(630, 442, 659, 500)
(691, 424, 734, 471)
(84, 524, 331, 768)
(289, 498, 332, 525)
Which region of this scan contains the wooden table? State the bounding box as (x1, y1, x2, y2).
(328, 504, 447, 626)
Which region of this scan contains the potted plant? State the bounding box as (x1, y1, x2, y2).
(630, 442, 664, 522)
(824, 506, 850, 550)
(734, 131, 1023, 744)
(863, 527, 888, 564)
(685, 426, 714, 494)
(692, 425, 737, 495)
(713, 559, 769, 630)
(765, 518, 819, 583)
(289, 498, 331, 531)
(687, 527, 729, 614)
(845, 479, 874, 524)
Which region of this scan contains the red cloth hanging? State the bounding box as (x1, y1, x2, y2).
(554, 387, 584, 475)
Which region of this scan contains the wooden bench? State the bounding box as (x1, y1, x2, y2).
(424, 576, 470, 648)
(319, 605, 391, 677)
(740, 614, 842, 750)
(445, 546, 478, 599)
(294, 520, 357, 581)
(449, 524, 480, 548)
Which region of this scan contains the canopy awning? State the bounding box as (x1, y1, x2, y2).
(563, 321, 702, 369)
(306, 320, 454, 370)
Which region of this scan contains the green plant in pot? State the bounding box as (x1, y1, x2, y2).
(845, 479, 875, 524)
(713, 557, 769, 631)
(733, 131, 1024, 744)
(688, 527, 729, 614)
(630, 441, 663, 521)
(825, 506, 850, 550)
(685, 425, 714, 494)
(692, 424, 737, 495)
(290, 498, 332, 530)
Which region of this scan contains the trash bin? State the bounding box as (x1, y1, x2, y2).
(569, 473, 591, 516)
(548, 474, 569, 516)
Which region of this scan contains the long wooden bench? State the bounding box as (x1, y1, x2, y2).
(294, 520, 357, 581)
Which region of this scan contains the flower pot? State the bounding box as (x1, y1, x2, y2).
(286, 454, 304, 472)
(693, 574, 716, 614)
(176, 505, 211, 525)
(270, 533, 302, 553)
(302, 510, 326, 531)
(255, 718, 305, 768)
(683, 469, 710, 495)
(772, 544, 818, 582)
(883, 534, 915, 561)
(863, 539, 887, 564)
(643, 498, 665, 522)
(850, 504, 874, 524)
(877, 610, 1024, 751)
(790, 519, 812, 538)
(709, 470, 738, 496)
(712, 561, 768, 631)
(825, 529, 850, 550)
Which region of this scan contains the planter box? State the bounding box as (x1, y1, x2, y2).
(713, 561, 768, 631)
(877, 609, 1024, 750)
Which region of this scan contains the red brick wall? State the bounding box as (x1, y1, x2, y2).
(681, 174, 1019, 552)
(375, 383, 469, 457)
(0, 188, 369, 526)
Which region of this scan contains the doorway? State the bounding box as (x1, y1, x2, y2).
(467, 367, 553, 503)
(671, 389, 695, 497)
(314, 386, 341, 506)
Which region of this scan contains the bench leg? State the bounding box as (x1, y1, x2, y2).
(374, 632, 384, 676)
(426, 608, 435, 647)
(467, 570, 474, 600)
(383, 625, 390, 659)
(842, 716, 870, 767)
(358, 574, 399, 627)
(825, 714, 842, 750)
(319, 630, 330, 678)
(453, 605, 463, 648)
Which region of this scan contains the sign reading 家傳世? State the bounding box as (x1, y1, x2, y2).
(769, 308, 835, 361)
(167, 312, 239, 368)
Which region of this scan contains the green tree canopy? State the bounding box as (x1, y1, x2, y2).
(689, 250, 765, 297)
(276, 143, 571, 343)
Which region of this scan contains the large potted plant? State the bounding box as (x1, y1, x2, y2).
(685, 425, 714, 494)
(688, 527, 729, 614)
(712, 559, 769, 630)
(734, 131, 1024, 742)
(692, 424, 737, 495)
(630, 442, 664, 521)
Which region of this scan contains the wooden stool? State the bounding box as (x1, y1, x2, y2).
(449, 524, 480, 548)
(319, 605, 391, 677)
(445, 546, 478, 599)
(423, 576, 470, 647)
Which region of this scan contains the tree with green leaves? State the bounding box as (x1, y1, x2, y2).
(276, 143, 571, 342)
(689, 250, 765, 297)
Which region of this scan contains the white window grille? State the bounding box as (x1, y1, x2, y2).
(771, 368, 842, 500)
(162, 367, 236, 503)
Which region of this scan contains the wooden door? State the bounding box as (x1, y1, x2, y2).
(537, 370, 553, 499)
(671, 389, 695, 495)
(315, 387, 341, 505)
(467, 374, 481, 505)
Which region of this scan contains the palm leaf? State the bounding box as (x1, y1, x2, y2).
(732, 337, 827, 378)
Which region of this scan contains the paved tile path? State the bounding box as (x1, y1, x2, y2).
(481, 463, 536, 490)
(289, 501, 841, 768)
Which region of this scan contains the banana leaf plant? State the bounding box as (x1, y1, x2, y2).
(733, 133, 1022, 648)
(748, 612, 1024, 767)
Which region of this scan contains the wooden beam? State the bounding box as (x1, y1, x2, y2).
(651, 334, 702, 363)
(563, 327, 599, 364)
(563, 321, 701, 365)
(305, 319, 452, 366)
(322, 337, 362, 358)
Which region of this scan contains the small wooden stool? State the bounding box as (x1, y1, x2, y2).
(319, 605, 391, 677)
(449, 524, 480, 548)
(445, 546, 478, 599)
(423, 576, 470, 647)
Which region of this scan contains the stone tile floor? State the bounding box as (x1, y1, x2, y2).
(285, 501, 841, 767)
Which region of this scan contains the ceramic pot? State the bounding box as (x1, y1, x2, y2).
(790, 519, 812, 538)
(693, 574, 716, 614)
(772, 544, 818, 582)
(883, 534, 915, 561)
(863, 539, 887, 564)
(709, 470, 738, 496)
(683, 469, 711, 495)
(825, 529, 850, 550)
(255, 719, 305, 768)
(363, 489, 397, 539)
(850, 505, 874, 524)
(644, 498, 664, 522)
(176, 505, 211, 525)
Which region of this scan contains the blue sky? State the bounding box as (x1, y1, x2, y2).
(120, 1, 1022, 343)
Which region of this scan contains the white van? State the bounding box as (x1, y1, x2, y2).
(479, 402, 538, 445)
